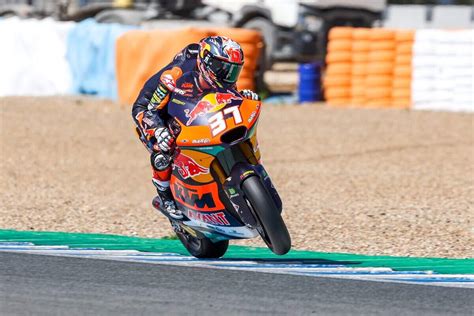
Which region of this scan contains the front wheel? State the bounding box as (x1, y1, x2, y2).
(242, 176, 291, 255)
(177, 231, 229, 259)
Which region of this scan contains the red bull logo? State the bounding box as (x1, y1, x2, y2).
(215, 91, 240, 104)
(223, 38, 243, 63)
(184, 100, 214, 126)
(224, 47, 242, 63)
(173, 153, 209, 179)
(184, 92, 241, 126)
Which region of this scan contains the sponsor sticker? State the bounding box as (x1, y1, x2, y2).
(172, 98, 186, 105)
(248, 111, 257, 123)
(192, 138, 210, 144)
(240, 170, 255, 180)
(187, 210, 230, 226)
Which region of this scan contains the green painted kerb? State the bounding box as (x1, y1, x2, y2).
(0, 229, 472, 274)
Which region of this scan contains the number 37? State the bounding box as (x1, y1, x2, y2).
(208, 106, 242, 136)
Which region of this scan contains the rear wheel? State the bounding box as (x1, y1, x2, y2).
(177, 231, 229, 259)
(242, 176, 291, 255)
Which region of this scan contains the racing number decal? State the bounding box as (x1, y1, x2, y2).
(224, 106, 243, 124)
(208, 106, 243, 137)
(208, 112, 225, 136)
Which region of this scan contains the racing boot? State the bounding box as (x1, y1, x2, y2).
(152, 179, 183, 220)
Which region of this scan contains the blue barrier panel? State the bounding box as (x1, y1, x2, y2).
(298, 62, 322, 103)
(67, 19, 136, 99)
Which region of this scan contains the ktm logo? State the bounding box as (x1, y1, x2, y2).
(173, 182, 216, 209)
(181, 82, 193, 89)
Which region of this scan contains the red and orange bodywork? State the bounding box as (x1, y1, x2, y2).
(167, 90, 262, 239)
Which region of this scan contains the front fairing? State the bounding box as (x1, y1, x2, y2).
(168, 88, 261, 149)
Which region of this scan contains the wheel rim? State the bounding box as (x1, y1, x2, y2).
(179, 230, 202, 253)
(187, 235, 201, 251)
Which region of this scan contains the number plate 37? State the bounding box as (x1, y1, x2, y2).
(208, 106, 242, 137)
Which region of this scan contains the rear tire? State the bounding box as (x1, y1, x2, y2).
(242, 176, 291, 255)
(177, 232, 229, 259)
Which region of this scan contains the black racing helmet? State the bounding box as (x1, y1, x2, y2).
(197, 36, 244, 88)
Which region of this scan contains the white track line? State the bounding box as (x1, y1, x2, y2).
(1, 243, 472, 288)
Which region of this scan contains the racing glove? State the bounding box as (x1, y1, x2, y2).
(240, 89, 260, 101)
(154, 127, 175, 153)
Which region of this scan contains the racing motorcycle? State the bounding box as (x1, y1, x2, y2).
(153, 86, 291, 258)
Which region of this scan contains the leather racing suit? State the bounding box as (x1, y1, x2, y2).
(131, 43, 201, 199)
(131, 43, 258, 219)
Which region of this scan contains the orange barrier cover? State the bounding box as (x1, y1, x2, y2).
(116, 27, 262, 105)
(325, 27, 414, 109)
(392, 30, 414, 108)
(324, 27, 353, 106)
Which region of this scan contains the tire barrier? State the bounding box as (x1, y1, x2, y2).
(366, 29, 396, 107)
(325, 27, 400, 107)
(116, 27, 263, 105)
(0, 17, 74, 96)
(0, 18, 133, 99)
(412, 29, 473, 111)
(0, 18, 263, 103)
(325, 27, 472, 112)
(350, 28, 370, 106)
(116, 28, 214, 105)
(67, 19, 136, 99)
(392, 30, 414, 109)
(324, 27, 353, 106)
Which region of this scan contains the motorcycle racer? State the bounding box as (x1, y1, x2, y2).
(132, 36, 259, 220)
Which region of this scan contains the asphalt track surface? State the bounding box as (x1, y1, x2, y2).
(1, 252, 473, 315)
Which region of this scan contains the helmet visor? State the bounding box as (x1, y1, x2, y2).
(204, 54, 243, 84)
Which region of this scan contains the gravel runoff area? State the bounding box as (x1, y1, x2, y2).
(1, 96, 473, 258)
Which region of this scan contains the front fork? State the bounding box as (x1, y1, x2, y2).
(222, 162, 282, 229)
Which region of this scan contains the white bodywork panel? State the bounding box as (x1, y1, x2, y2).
(203, 0, 298, 27)
(203, 0, 386, 27)
(184, 217, 259, 239)
(299, 0, 386, 12)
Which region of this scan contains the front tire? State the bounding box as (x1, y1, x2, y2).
(242, 176, 291, 255)
(177, 232, 229, 259)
